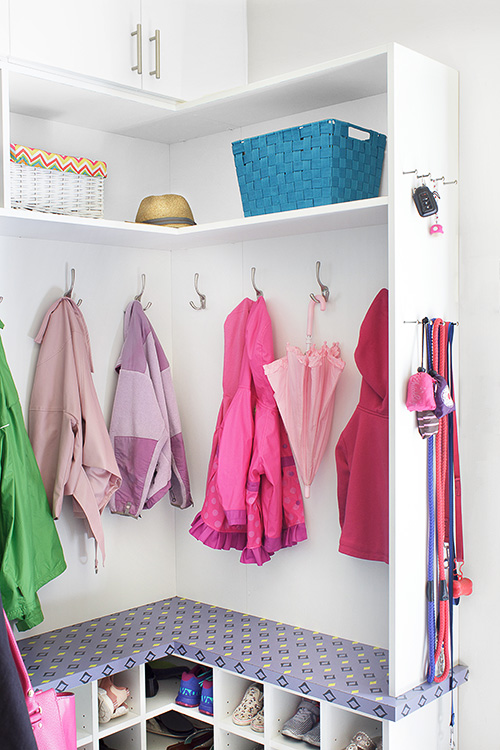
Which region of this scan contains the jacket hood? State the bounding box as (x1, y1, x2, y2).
(354, 288, 388, 415)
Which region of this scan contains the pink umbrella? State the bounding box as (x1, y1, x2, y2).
(264, 295, 345, 498)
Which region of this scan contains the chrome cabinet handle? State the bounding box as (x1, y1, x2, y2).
(131, 23, 142, 74)
(149, 29, 160, 78)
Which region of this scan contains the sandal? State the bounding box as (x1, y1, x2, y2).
(168, 729, 214, 750)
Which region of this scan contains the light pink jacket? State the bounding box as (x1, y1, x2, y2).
(28, 297, 121, 566)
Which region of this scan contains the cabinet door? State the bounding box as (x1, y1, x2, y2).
(0, 0, 9, 55)
(142, 0, 247, 101)
(9, 0, 140, 88)
(141, 0, 184, 99)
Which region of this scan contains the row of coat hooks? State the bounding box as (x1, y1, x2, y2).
(63, 264, 330, 314)
(190, 261, 330, 311)
(64, 269, 153, 312)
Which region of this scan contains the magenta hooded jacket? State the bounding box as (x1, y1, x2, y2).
(335, 288, 389, 563)
(190, 296, 307, 564)
(28, 297, 121, 567)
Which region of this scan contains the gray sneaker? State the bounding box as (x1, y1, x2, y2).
(281, 699, 320, 740)
(303, 720, 321, 746)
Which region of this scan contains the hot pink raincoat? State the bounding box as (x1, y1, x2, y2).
(335, 288, 389, 563)
(190, 296, 307, 564)
(28, 297, 121, 567)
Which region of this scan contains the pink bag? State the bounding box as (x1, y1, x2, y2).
(3, 611, 77, 750)
(406, 370, 436, 412)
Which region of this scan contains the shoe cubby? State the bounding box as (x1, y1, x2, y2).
(98, 668, 143, 737)
(217, 730, 263, 750)
(100, 725, 143, 750)
(146, 726, 214, 750)
(215, 670, 264, 743)
(144, 655, 214, 726)
(73, 683, 96, 748)
(319, 702, 382, 750)
(264, 686, 305, 749)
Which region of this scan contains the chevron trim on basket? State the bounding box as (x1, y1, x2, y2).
(10, 144, 107, 178)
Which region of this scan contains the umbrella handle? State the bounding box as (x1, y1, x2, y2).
(306, 294, 327, 350)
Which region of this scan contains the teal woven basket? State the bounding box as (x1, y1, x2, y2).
(232, 119, 386, 217)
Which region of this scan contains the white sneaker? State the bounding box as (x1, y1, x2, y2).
(232, 684, 263, 726)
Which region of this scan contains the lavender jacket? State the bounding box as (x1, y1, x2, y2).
(109, 301, 192, 516)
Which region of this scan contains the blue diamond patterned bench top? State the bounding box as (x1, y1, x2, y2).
(232, 119, 387, 217)
(18, 596, 467, 722)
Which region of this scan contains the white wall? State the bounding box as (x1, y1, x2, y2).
(246, 1, 500, 746)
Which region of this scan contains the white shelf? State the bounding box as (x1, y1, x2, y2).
(97, 711, 142, 739)
(0, 199, 388, 250)
(219, 716, 263, 743)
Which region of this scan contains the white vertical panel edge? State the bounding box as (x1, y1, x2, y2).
(0, 63, 10, 208)
(388, 44, 459, 697)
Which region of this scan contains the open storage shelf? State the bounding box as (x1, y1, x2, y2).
(1, 39, 462, 750)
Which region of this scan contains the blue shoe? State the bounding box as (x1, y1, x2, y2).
(175, 668, 211, 708)
(176, 671, 202, 707)
(199, 678, 213, 716)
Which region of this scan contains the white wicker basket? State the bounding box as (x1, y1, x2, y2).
(10, 144, 106, 219)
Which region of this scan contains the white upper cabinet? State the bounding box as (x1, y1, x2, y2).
(173, 0, 248, 100)
(8, 0, 247, 101)
(9, 0, 140, 88)
(0, 0, 9, 56)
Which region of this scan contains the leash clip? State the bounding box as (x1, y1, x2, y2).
(450, 724, 455, 749)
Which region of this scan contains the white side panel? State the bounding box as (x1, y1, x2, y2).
(0, 64, 9, 208)
(383, 694, 453, 750)
(0, 1, 9, 57)
(388, 44, 459, 695)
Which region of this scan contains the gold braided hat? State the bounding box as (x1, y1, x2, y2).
(135, 194, 196, 227)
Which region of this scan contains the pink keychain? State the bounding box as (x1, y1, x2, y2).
(429, 180, 444, 235)
(430, 218, 444, 235)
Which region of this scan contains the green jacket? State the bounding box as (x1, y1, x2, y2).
(0, 320, 66, 630)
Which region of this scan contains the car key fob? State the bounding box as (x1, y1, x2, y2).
(412, 185, 438, 217)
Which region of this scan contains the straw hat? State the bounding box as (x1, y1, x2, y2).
(135, 194, 196, 227)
